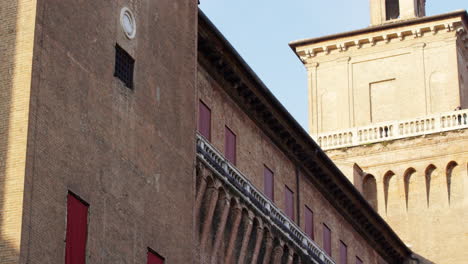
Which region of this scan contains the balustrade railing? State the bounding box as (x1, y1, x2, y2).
(196, 133, 335, 264)
(317, 109, 468, 150)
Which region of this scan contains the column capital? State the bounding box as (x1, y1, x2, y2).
(306, 62, 319, 70)
(197, 162, 211, 180)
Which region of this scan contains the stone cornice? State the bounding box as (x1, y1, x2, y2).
(198, 10, 413, 264)
(295, 20, 466, 63)
(290, 10, 467, 47)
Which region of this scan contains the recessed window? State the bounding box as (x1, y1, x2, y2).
(198, 100, 211, 140)
(340, 241, 348, 264)
(114, 44, 135, 89)
(225, 126, 236, 165)
(356, 256, 363, 264)
(264, 166, 274, 201)
(285, 185, 294, 221)
(323, 224, 332, 256)
(385, 0, 400, 20)
(147, 248, 164, 264)
(305, 206, 314, 240)
(65, 192, 89, 264)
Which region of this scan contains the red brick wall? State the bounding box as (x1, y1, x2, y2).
(198, 66, 297, 221)
(18, 0, 198, 263)
(198, 65, 387, 264)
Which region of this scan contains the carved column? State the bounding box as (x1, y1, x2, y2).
(249, 224, 264, 264)
(286, 247, 295, 264)
(199, 186, 220, 250)
(271, 242, 285, 264)
(210, 197, 231, 263)
(410, 42, 429, 114)
(224, 205, 243, 263)
(261, 233, 274, 264)
(194, 166, 210, 227)
(237, 212, 255, 264)
(306, 62, 320, 136)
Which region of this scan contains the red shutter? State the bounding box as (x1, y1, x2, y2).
(323, 224, 332, 256)
(147, 250, 164, 264)
(356, 256, 363, 264)
(305, 206, 314, 240)
(285, 186, 294, 221)
(225, 126, 236, 165)
(340, 241, 347, 264)
(264, 166, 274, 201)
(198, 100, 211, 140)
(65, 193, 89, 264)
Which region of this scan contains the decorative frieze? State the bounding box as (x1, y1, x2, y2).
(296, 21, 467, 61)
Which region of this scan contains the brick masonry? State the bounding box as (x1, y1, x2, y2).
(0, 0, 37, 263)
(2, 0, 198, 263)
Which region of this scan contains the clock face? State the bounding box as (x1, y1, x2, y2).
(120, 7, 136, 39)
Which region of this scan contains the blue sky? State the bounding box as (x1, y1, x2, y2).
(199, 0, 468, 129)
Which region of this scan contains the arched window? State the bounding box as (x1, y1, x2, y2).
(386, 0, 400, 20)
(363, 174, 378, 211)
(425, 165, 436, 207)
(403, 168, 416, 211)
(446, 161, 458, 205)
(383, 171, 395, 213)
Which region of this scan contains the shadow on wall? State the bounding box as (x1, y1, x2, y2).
(413, 251, 437, 264)
(0, 0, 20, 261)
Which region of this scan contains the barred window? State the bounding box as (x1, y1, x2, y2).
(114, 44, 135, 89)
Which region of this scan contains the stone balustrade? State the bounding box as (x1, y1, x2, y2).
(317, 109, 468, 150)
(196, 133, 335, 264)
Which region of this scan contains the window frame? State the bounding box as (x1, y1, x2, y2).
(198, 100, 212, 141)
(323, 223, 332, 257)
(340, 240, 348, 264)
(264, 165, 274, 202)
(147, 248, 165, 264)
(65, 191, 89, 264)
(114, 44, 135, 89)
(224, 125, 237, 165)
(304, 205, 314, 240)
(285, 185, 294, 221)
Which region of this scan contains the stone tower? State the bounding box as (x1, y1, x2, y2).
(290, 1, 468, 263)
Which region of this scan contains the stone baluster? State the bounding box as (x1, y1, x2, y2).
(224, 205, 243, 263)
(210, 197, 232, 263)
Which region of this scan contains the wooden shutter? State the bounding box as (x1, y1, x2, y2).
(323, 224, 332, 256)
(225, 126, 236, 165)
(198, 100, 211, 140)
(147, 250, 164, 264)
(285, 186, 294, 221)
(305, 206, 314, 240)
(340, 241, 348, 264)
(264, 166, 274, 201)
(356, 256, 363, 264)
(65, 193, 89, 264)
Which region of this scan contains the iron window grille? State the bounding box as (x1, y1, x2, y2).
(114, 44, 135, 89)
